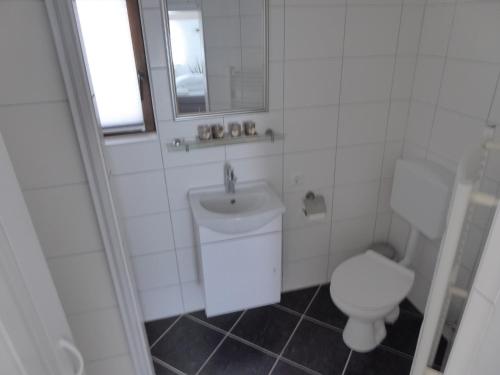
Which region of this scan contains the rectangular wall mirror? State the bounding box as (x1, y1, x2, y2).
(163, 0, 268, 119)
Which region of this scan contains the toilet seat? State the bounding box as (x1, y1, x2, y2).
(331, 250, 415, 312)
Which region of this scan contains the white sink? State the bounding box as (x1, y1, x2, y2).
(188, 181, 285, 234)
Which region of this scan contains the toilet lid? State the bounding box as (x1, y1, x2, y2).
(331, 250, 415, 311)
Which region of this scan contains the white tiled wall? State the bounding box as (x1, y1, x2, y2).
(390, 0, 500, 315)
(105, 0, 425, 321)
(0, 0, 135, 373)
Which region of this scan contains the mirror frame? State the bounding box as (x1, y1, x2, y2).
(161, 0, 269, 121)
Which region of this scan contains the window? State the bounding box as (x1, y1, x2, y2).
(74, 0, 155, 135)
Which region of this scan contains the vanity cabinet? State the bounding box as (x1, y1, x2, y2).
(195, 217, 282, 317)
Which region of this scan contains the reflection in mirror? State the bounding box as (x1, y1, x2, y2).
(164, 0, 267, 118)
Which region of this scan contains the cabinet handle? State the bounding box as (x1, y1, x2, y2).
(59, 338, 84, 375)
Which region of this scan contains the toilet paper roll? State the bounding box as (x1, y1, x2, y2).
(304, 212, 326, 222)
(302, 191, 327, 221)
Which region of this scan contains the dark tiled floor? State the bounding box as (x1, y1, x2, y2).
(147, 284, 423, 375)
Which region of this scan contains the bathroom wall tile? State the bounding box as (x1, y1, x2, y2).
(23, 183, 103, 258)
(332, 180, 380, 220)
(402, 141, 426, 161)
(283, 224, 331, 262)
(490, 83, 500, 127)
(105, 137, 163, 174)
(164, 145, 226, 168)
(448, 3, 500, 63)
(122, 212, 175, 256)
(112, 170, 169, 217)
(335, 143, 385, 185)
(286, 0, 346, 5)
(171, 209, 196, 249)
(230, 155, 283, 193)
(142, 9, 167, 68)
(182, 282, 206, 313)
(284, 59, 342, 108)
(412, 56, 445, 104)
(158, 117, 224, 142)
(426, 150, 456, 172)
(68, 308, 128, 362)
(397, 5, 425, 56)
(341, 57, 395, 103)
(150, 68, 173, 121)
(387, 100, 410, 142)
(48, 252, 117, 315)
(0, 102, 86, 190)
(285, 6, 345, 59)
(328, 247, 366, 278)
(0, 1, 66, 105)
(284, 149, 335, 192)
(284, 106, 338, 153)
(378, 177, 394, 212)
(388, 213, 410, 255)
(283, 187, 333, 230)
(177, 247, 199, 283)
(439, 59, 500, 120)
(166, 162, 224, 210)
(283, 255, 329, 292)
(331, 215, 376, 254)
(428, 108, 484, 164)
(338, 101, 390, 146)
(344, 5, 401, 57)
(392, 57, 417, 100)
(269, 5, 284, 61)
(132, 251, 180, 290)
(139, 286, 184, 321)
(419, 4, 455, 57)
(373, 212, 392, 242)
(226, 140, 284, 160)
(269, 61, 285, 109)
(225, 111, 284, 159)
(382, 141, 404, 178)
(405, 100, 435, 148)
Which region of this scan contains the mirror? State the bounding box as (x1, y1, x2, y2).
(164, 0, 268, 119)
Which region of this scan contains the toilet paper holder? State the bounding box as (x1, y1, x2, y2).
(302, 191, 327, 219)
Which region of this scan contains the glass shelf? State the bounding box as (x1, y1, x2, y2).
(166, 129, 284, 152)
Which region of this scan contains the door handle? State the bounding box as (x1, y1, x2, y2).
(59, 338, 84, 375)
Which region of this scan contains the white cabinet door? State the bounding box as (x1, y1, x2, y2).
(0, 131, 85, 375)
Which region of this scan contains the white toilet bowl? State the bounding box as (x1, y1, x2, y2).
(330, 250, 414, 352)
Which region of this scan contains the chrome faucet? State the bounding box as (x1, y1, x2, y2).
(224, 162, 237, 194)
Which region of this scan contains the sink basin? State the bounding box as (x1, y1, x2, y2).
(189, 181, 285, 234)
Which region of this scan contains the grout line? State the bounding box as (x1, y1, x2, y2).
(378, 344, 415, 360)
(326, 0, 349, 280)
(268, 285, 322, 374)
(301, 315, 344, 334)
(371, 0, 405, 243)
(153, 356, 187, 375)
(271, 303, 303, 317)
(422, 0, 460, 158)
(194, 310, 247, 375)
(149, 315, 183, 350)
(340, 350, 353, 375)
(278, 357, 323, 375)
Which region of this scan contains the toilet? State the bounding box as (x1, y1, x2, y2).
(330, 159, 454, 353)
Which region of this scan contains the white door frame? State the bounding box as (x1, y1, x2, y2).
(44, 1, 154, 375)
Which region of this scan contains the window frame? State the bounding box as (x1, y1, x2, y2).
(75, 0, 156, 137)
